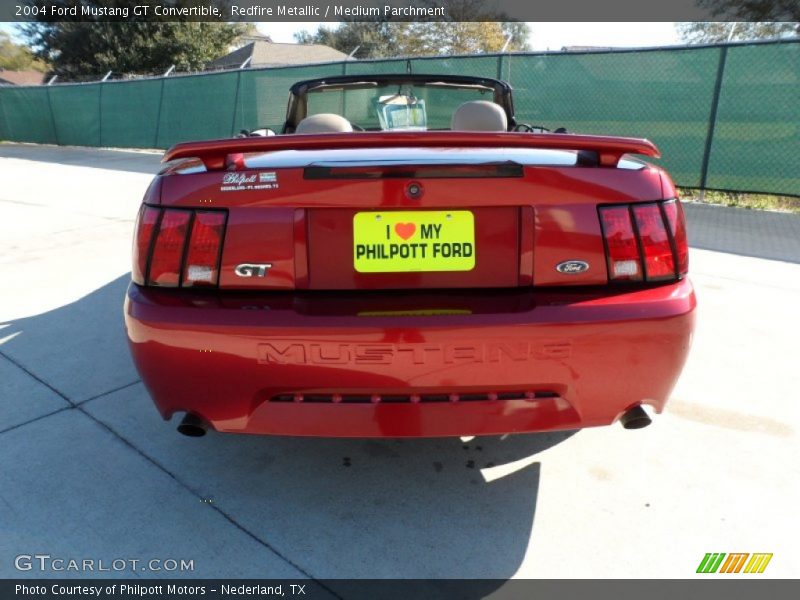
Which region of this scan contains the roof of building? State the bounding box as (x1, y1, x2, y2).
(0, 69, 47, 86)
(208, 40, 350, 70)
(560, 46, 615, 53)
(238, 33, 273, 44)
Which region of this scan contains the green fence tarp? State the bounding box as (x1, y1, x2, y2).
(100, 77, 162, 148)
(0, 40, 797, 197)
(0, 86, 56, 144)
(509, 47, 724, 188)
(49, 83, 101, 147)
(705, 43, 800, 196)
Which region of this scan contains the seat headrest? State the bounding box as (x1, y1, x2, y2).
(451, 101, 508, 132)
(295, 113, 354, 134)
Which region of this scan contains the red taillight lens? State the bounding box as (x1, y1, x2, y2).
(662, 199, 689, 275)
(132, 205, 227, 288)
(632, 203, 675, 280)
(132, 205, 160, 285)
(599, 199, 688, 283)
(148, 209, 191, 287)
(182, 211, 226, 287)
(599, 206, 643, 281)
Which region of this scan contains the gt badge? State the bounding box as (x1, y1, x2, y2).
(556, 260, 589, 274)
(235, 263, 273, 277)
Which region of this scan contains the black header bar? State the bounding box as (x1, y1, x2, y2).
(3, 0, 798, 22)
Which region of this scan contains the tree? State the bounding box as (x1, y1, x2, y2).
(294, 0, 530, 58)
(415, 1, 531, 54)
(501, 22, 532, 52)
(677, 21, 798, 44)
(677, 0, 799, 43)
(294, 20, 531, 59)
(398, 22, 495, 56)
(294, 21, 402, 59)
(0, 31, 48, 71)
(697, 0, 799, 21)
(21, 2, 246, 80)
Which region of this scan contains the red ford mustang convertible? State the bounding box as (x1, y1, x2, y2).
(124, 74, 695, 438)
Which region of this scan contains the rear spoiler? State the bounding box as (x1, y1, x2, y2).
(163, 131, 660, 170)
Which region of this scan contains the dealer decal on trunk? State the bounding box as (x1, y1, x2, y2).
(353, 210, 475, 273)
(220, 171, 278, 192)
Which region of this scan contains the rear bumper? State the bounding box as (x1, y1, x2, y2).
(124, 280, 696, 437)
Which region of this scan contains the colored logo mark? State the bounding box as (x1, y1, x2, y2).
(697, 553, 773, 574)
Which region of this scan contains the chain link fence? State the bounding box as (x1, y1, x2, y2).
(0, 39, 797, 197)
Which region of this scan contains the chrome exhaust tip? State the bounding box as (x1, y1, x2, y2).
(177, 413, 209, 437)
(619, 405, 653, 430)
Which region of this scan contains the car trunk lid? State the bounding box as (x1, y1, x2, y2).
(148, 132, 669, 291)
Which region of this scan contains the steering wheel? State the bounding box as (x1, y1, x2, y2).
(351, 123, 366, 132)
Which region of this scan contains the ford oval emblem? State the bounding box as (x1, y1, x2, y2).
(556, 260, 590, 274)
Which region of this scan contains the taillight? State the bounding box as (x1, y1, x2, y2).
(632, 203, 675, 280)
(662, 200, 689, 275)
(599, 199, 688, 283)
(182, 211, 226, 287)
(599, 206, 643, 281)
(132, 205, 160, 285)
(131, 205, 227, 288)
(149, 210, 191, 286)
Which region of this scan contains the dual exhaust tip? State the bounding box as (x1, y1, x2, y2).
(177, 413, 209, 437)
(177, 406, 653, 436)
(619, 405, 653, 430)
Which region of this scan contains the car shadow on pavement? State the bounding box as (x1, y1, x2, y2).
(1, 274, 576, 589)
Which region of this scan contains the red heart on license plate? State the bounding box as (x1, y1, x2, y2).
(394, 222, 416, 240)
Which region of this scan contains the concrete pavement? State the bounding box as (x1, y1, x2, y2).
(0, 144, 798, 584)
(686, 201, 800, 264)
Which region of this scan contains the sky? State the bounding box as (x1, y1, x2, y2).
(2, 21, 682, 51)
(258, 22, 682, 50)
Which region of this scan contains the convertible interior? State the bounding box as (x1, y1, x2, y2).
(294, 99, 508, 134)
(281, 74, 521, 135)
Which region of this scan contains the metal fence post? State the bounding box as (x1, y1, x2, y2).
(45, 85, 59, 145)
(153, 76, 167, 148)
(699, 45, 729, 196)
(230, 70, 243, 137)
(0, 89, 10, 139)
(98, 81, 103, 147)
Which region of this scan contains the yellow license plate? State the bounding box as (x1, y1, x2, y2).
(353, 210, 475, 273)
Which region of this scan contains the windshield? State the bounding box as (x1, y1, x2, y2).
(305, 83, 497, 131)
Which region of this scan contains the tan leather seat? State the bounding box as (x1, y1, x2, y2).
(295, 113, 353, 134)
(451, 101, 508, 132)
